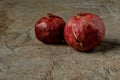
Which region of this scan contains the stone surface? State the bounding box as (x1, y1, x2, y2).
(0, 0, 120, 80)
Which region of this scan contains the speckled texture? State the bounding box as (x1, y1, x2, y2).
(0, 0, 120, 80)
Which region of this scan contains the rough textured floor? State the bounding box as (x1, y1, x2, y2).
(0, 0, 120, 80)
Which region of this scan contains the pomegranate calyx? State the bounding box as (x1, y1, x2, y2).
(77, 12, 84, 16)
(47, 13, 55, 18)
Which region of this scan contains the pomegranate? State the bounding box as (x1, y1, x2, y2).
(64, 12, 105, 51)
(35, 13, 65, 44)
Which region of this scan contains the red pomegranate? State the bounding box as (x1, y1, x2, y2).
(35, 13, 65, 44)
(64, 12, 105, 51)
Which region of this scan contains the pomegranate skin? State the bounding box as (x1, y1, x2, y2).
(64, 13, 105, 51)
(35, 13, 65, 44)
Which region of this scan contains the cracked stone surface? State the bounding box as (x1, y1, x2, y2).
(0, 0, 120, 80)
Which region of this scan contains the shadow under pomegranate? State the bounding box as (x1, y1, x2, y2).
(89, 39, 120, 53)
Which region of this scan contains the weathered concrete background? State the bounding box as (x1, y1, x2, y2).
(0, 0, 120, 80)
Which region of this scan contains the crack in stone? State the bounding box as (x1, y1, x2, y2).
(0, 0, 14, 36)
(13, 33, 22, 40)
(5, 41, 15, 53)
(44, 46, 57, 80)
(106, 4, 118, 20)
(46, 56, 55, 80)
(13, 28, 32, 40)
(26, 31, 32, 40)
(5, 28, 33, 51)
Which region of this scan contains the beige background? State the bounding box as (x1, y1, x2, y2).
(0, 0, 120, 80)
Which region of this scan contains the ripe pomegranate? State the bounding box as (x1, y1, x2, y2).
(64, 12, 105, 51)
(35, 13, 65, 44)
